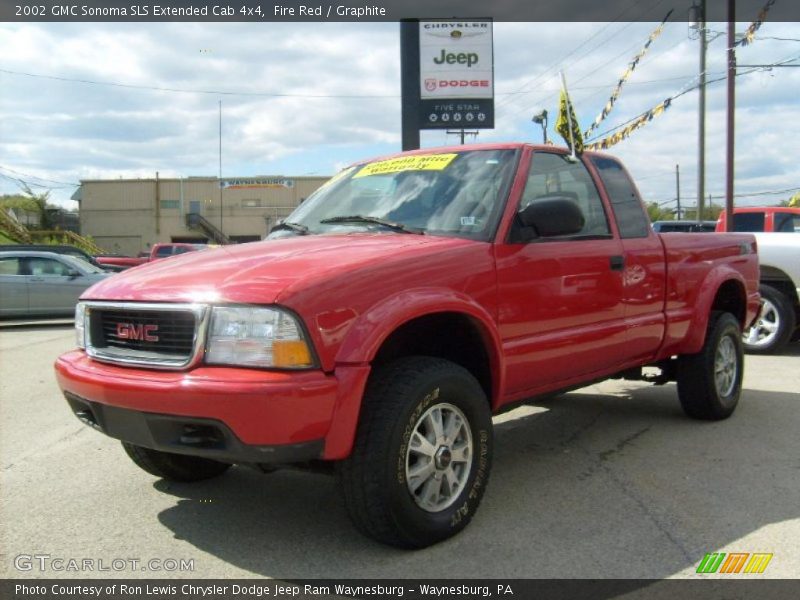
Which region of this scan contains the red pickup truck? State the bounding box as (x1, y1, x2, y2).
(715, 206, 800, 233)
(95, 243, 206, 271)
(56, 144, 759, 548)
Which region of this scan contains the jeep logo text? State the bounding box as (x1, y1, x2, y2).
(433, 49, 479, 67)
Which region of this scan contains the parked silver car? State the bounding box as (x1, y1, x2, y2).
(0, 251, 110, 317)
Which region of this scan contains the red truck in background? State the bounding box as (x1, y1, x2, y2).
(95, 243, 207, 271)
(55, 144, 759, 548)
(715, 206, 800, 233)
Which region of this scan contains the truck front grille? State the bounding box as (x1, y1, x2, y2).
(85, 302, 208, 369)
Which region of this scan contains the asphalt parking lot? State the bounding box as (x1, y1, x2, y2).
(0, 324, 798, 580)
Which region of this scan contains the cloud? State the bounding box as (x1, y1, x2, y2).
(0, 20, 798, 211)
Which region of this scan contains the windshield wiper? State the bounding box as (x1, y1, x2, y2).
(270, 221, 310, 235)
(319, 215, 423, 234)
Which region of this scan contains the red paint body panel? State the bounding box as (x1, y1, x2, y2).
(149, 242, 205, 261)
(55, 143, 760, 461)
(55, 350, 338, 445)
(95, 255, 149, 269)
(715, 207, 800, 232)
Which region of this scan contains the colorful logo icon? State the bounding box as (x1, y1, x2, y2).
(696, 552, 773, 574)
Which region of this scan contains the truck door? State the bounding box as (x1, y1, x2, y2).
(588, 156, 667, 362)
(495, 151, 627, 396)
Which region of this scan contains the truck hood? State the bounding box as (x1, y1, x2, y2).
(82, 234, 476, 304)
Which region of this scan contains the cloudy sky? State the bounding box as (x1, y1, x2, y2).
(1, 18, 798, 213)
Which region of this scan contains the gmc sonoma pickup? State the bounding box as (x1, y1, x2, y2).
(55, 144, 760, 548)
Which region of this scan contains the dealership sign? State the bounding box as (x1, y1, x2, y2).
(220, 177, 294, 190)
(418, 19, 494, 129)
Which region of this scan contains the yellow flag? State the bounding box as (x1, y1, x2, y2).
(555, 88, 584, 154)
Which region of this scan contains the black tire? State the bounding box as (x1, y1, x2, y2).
(742, 284, 796, 354)
(122, 442, 231, 482)
(677, 312, 743, 421)
(338, 357, 493, 549)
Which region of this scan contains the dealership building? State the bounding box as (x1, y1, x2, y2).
(73, 175, 330, 255)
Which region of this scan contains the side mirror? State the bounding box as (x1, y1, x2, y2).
(67, 270, 82, 279)
(518, 196, 585, 237)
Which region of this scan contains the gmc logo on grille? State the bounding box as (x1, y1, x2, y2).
(116, 323, 159, 342)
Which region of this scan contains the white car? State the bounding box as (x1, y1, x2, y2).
(743, 233, 800, 353)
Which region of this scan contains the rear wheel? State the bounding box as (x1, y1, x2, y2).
(743, 284, 796, 354)
(122, 442, 231, 482)
(339, 357, 493, 548)
(677, 312, 743, 420)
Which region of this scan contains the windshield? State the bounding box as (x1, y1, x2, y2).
(271, 149, 517, 241)
(61, 254, 105, 274)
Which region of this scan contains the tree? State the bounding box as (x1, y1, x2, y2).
(683, 205, 723, 221)
(0, 194, 38, 213)
(646, 202, 674, 222)
(20, 183, 54, 229)
(0, 184, 55, 229)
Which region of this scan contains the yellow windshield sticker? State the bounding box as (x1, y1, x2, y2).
(354, 154, 458, 178)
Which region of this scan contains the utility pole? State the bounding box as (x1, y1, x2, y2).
(725, 0, 736, 231)
(219, 99, 223, 236)
(697, 0, 707, 225)
(675, 164, 681, 219)
(400, 20, 421, 151)
(446, 129, 479, 145)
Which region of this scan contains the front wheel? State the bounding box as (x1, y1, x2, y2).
(677, 311, 744, 420)
(338, 357, 493, 548)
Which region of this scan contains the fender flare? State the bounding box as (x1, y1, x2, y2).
(335, 288, 505, 405)
(683, 265, 748, 354)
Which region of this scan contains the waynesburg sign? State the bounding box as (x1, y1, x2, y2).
(418, 19, 494, 129)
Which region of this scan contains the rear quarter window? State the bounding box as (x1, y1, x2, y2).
(773, 212, 800, 233)
(589, 156, 650, 239)
(732, 212, 766, 232)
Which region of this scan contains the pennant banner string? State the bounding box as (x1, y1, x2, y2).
(737, 0, 777, 47)
(583, 55, 791, 151)
(583, 9, 674, 139)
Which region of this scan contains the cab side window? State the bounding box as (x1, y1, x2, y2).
(589, 156, 650, 238)
(27, 257, 72, 276)
(513, 152, 610, 242)
(0, 257, 22, 275)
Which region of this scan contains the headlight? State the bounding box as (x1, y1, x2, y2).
(75, 302, 87, 349)
(206, 306, 314, 369)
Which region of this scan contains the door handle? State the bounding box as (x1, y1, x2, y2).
(609, 255, 625, 271)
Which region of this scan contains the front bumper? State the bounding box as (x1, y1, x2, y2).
(55, 350, 370, 463)
(64, 392, 323, 464)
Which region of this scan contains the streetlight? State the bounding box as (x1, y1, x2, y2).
(532, 110, 548, 144)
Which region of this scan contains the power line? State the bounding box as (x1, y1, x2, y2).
(494, 0, 663, 111)
(586, 53, 800, 143)
(0, 166, 79, 187)
(0, 68, 399, 99)
(0, 65, 699, 102)
(499, 74, 695, 95)
(653, 186, 800, 205)
(503, 16, 681, 121)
